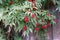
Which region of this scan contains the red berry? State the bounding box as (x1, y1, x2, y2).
(24, 16, 29, 23)
(33, 0, 35, 1)
(23, 25, 27, 30)
(32, 13, 36, 18)
(42, 25, 47, 29)
(36, 23, 40, 27)
(47, 13, 51, 16)
(28, 0, 33, 2)
(9, 1, 13, 5)
(35, 27, 39, 31)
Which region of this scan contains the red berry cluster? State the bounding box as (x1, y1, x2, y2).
(22, 25, 27, 32)
(35, 27, 40, 31)
(24, 16, 29, 23)
(23, 25, 27, 30)
(32, 13, 36, 18)
(42, 23, 51, 29)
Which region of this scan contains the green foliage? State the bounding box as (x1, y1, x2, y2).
(0, 0, 56, 40)
(53, 0, 60, 11)
(36, 0, 42, 9)
(14, 34, 22, 40)
(0, 0, 27, 8)
(0, 28, 6, 40)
